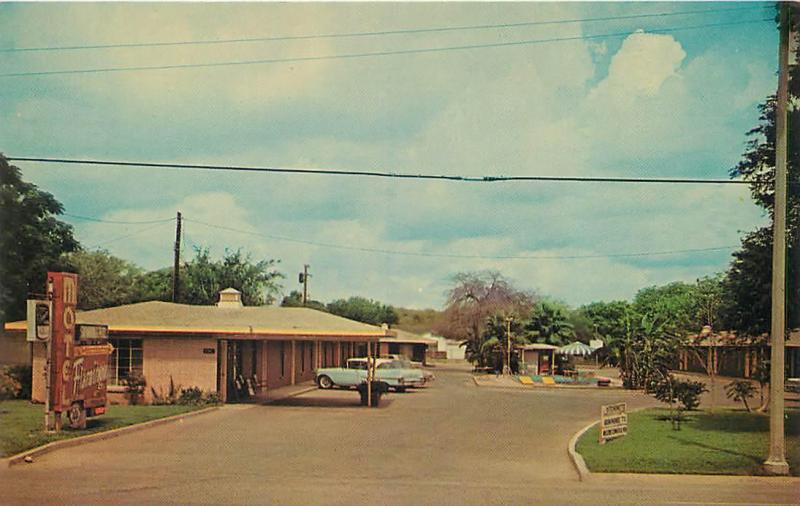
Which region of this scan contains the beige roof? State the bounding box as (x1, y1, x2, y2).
(380, 329, 438, 345)
(516, 343, 560, 350)
(4, 301, 390, 340)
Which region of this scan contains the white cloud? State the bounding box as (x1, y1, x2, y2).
(590, 30, 686, 100)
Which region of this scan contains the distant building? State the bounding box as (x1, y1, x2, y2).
(675, 329, 800, 379)
(3, 289, 392, 404)
(378, 329, 438, 363)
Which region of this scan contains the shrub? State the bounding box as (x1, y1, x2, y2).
(674, 379, 707, 411)
(203, 391, 222, 405)
(6, 365, 32, 399)
(150, 376, 181, 405)
(0, 367, 22, 400)
(124, 372, 147, 405)
(725, 379, 757, 412)
(651, 375, 707, 429)
(178, 386, 204, 405)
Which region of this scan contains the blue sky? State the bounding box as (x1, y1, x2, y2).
(0, 2, 778, 309)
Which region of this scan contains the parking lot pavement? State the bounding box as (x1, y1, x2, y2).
(2, 367, 798, 505)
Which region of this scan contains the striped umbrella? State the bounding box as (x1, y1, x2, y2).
(558, 341, 595, 356)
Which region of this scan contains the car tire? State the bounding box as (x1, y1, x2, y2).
(317, 375, 334, 389)
(67, 402, 87, 430)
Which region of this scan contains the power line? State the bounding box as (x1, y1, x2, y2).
(63, 212, 175, 225)
(85, 220, 175, 248)
(0, 5, 765, 54)
(7, 156, 755, 186)
(0, 18, 770, 78)
(183, 217, 739, 261)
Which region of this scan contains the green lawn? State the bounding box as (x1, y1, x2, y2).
(0, 400, 207, 458)
(576, 408, 800, 476)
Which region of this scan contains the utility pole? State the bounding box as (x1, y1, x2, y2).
(300, 264, 310, 306)
(172, 211, 182, 303)
(505, 316, 513, 375)
(764, 2, 791, 476)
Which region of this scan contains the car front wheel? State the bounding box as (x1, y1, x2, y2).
(317, 375, 334, 389)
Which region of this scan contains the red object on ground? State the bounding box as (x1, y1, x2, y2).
(596, 377, 611, 387)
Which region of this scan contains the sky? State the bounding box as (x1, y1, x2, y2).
(0, 2, 779, 309)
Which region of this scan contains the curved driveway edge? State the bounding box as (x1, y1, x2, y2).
(568, 420, 597, 481)
(5, 405, 219, 467)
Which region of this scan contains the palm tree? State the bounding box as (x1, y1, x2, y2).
(524, 301, 575, 346)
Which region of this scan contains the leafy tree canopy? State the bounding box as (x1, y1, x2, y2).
(280, 290, 327, 311)
(524, 300, 576, 346)
(62, 249, 144, 310)
(0, 155, 79, 323)
(181, 247, 283, 306)
(326, 296, 398, 326)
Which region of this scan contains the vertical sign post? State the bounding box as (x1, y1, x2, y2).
(47, 272, 78, 432)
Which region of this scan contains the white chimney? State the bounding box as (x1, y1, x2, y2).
(217, 288, 243, 308)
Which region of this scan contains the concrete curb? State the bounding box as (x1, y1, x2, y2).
(568, 420, 597, 481)
(5, 405, 220, 467)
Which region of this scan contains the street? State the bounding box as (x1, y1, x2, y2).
(2, 366, 798, 505)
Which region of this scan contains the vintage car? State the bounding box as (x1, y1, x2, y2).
(391, 358, 435, 385)
(316, 358, 409, 392)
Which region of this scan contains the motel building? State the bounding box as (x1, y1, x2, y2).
(2, 289, 393, 404)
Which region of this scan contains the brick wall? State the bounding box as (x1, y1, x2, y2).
(142, 337, 217, 403)
(0, 331, 30, 366)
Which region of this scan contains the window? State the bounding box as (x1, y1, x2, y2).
(108, 339, 143, 385)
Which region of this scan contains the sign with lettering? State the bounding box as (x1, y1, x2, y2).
(26, 300, 52, 342)
(76, 324, 109, 342)
(599, 402, 628, 444)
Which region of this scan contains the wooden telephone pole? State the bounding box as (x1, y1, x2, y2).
(764, 2, 791, 476)
(172, 212, 182, 303)
(301, 264, 310, 306)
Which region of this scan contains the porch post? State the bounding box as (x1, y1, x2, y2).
(218, 340, 228, 403)
(291, 340, 297, 385)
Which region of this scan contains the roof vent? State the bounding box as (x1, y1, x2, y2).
(217, 288, 243, 308)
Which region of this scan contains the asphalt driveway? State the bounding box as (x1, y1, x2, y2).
(2, 366, 798, 505)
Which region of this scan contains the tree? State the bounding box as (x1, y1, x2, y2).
(181, 247, 283, 306)
(134, 267, 173, 302)
(633, 282, 699, 335)
(476, 313, 527, 371)
(280, 290, 326, 311)
(326, 296, 398, 325)
(524, 300, 575, 346)
(727, 7, 800, 331)
(433, 271, 534, 367)
(62, 249, 144, 310)
(0, 155, 79, 323)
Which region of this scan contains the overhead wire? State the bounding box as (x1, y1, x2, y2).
(7, 156, 757, 186)
(0, 17, 771, 78)
(0, 5, 767, 54)
(84, 220, 175, 249)
(182, 217, 739, 261)
(64, 212, 176, 224)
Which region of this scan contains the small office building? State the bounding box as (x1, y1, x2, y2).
(3, 289, 392, 404)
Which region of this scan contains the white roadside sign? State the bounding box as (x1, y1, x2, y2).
(599, 402, 627, 444)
